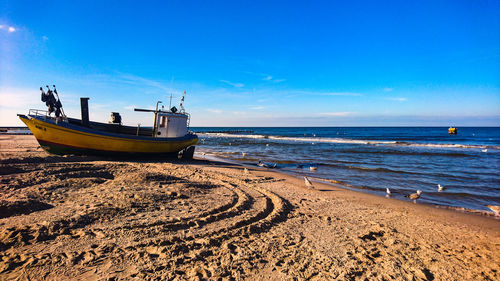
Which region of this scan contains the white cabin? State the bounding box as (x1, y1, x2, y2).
(156, 112, 188, 138)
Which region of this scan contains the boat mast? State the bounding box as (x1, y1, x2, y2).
(52, 85, 66, 118)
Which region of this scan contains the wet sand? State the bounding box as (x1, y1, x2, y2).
(0, 135, 499, 280)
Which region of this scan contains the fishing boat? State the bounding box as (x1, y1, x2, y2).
(18, 86, 198, 157)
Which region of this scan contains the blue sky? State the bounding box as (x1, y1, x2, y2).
(1, 0, 499, 126)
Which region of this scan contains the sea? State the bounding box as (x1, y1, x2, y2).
(191, 127, 500, 213)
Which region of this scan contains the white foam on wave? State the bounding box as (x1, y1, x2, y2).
(397, 142, 500, 149)
(198, 133, 500, 150)
(267, 136, 397, 145)
(201, 133, 267, 139)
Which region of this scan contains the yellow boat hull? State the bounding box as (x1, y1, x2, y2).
(19, 115, 198, 156)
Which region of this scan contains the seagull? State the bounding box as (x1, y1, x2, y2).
(405, 190, 422, 204)
(486, 205, 500, 216)
(243, 168, 249, 174)
(242, 152, 246, 157)
(304, 177, 314, 189)
(258, 160, 277, 168)
(437, 184, 445, 192)
(309, 166, 318, 171)
(482, 149, 488, 153)
(386, 188, 391, 198)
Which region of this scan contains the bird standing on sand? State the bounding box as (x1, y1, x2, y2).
(243, 168, 249, 174)
(304, 177, 314, 189)
(386, 188, 391, 198)
(486, 205, 500, 216)
(438, 184, 445, 192)
(405, 190, 422, 203)
(242, 152, 246, 157)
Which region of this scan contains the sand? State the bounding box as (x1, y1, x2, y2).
(0, 135, 499, 280)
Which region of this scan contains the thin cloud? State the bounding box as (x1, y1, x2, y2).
(261, 74, 285, 83)
(42, 35, 49, 41)
(232, 111, 248, 115)
(250, 106, 265, 110)
(383, 87, 394, 92)
(244, 71, 285, 83)
(318, 112, 354, 117)
(0, 25, 16, 32)
(118, 74, 172, 92)
(385, 97, 407, 102)
(206, 108, 223, 114)
(220, 80, 244, 88)
(321, 92, 363, 96)
(91, 73, 185, 97)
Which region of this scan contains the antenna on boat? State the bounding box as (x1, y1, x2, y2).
(169, 76, 174, 109)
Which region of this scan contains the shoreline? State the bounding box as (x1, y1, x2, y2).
(1, 135, 499, 280)
(203, 156, 500, 228)
(196, 152, 498, 218)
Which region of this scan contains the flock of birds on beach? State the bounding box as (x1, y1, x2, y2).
(255, 163, 500, 216)
(384, 184, 444, 203)
(197, 150, 499, 217)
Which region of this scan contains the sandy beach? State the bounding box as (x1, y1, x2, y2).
(0, 135, 499, 280)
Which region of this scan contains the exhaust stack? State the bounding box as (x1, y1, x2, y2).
(80, 97, 90, 127)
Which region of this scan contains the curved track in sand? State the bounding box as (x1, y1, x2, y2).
(0, 161, 292, 280)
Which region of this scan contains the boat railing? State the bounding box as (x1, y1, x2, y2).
(29, 109, 67, 122)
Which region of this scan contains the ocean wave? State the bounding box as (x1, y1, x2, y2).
(200, 133, 268, 139)
(345, 165, 424, 175)
(330, 149, 471, 157)
(198, 133, 500, 150)
(199, 133, 396, 145)
(393, 141, 500, 149)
